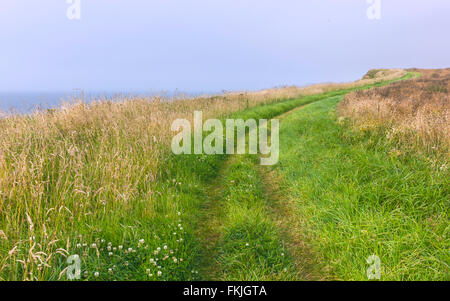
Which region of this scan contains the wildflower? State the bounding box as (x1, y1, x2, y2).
(146, 269, 151, 274)
(177, 212, 181, 216)
(139, 239, 145, 244)
(125, 261, 129, 267)
(154, 250, 159, 255)
(128, 248, 133, 252)
(173, 258, 178, 263)
(107, 246, 111, 251)
(113, 247, 117, 251)
(108, 268, 113, 274)
(163, 245, 168, 250)
(150, 258, 155, 263)
(281, 253, 285, 257)
(94, 272, 99, 278)
(101, 239, 105, 243)
(118, 245, 123, 250)
(157, 247, 161, 251)
(76, 243, 82, 248)
(245, 243, 249, 247)
(91, 243, 97, 249)
(149, 274, 153, 277)
(108, 252, 113, 256)
(157, 271, 162, 277)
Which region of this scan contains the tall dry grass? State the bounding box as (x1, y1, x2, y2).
(339, 69, 449, 158)
(0, 69, 406, 280)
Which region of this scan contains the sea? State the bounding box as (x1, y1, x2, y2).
(0, 90, 211, 115)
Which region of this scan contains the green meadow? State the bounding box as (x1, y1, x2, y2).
(0, 72, 447, 281)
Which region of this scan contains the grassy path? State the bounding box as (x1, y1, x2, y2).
(195, 96, 337, 280)
(197, 157, 299, 280)
(257, 166, 319, 280)
(255, 105, 323, 280)
(195, 159, 230, 279)
(194, 72, 449, 281)
(198, 155, 298, 280)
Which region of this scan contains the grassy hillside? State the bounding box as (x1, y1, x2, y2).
(1, 69, 447, 281)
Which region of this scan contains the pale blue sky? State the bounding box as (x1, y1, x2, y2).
(0, 0, 449, 93)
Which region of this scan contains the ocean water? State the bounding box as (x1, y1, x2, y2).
(0, 90, 210, 114)
(0, 92, 77, 114)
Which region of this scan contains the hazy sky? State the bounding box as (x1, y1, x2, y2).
(0, 0, 449, 93)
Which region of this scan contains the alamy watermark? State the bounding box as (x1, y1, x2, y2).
(171, 111, 279, 166)
(65, 1, 380, 22)
(66, 254, 81, 280)
(367, 0, 381, 20)
(366, 255, 381, 280)
(66, 0, 81, 20)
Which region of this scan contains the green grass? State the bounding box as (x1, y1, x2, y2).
(2, 72, 433, 281)
(72, 73, 425, 281)
(190, 74, 424, 281)
(211, 155, 296, 280)
(276, 96, 449, 280)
